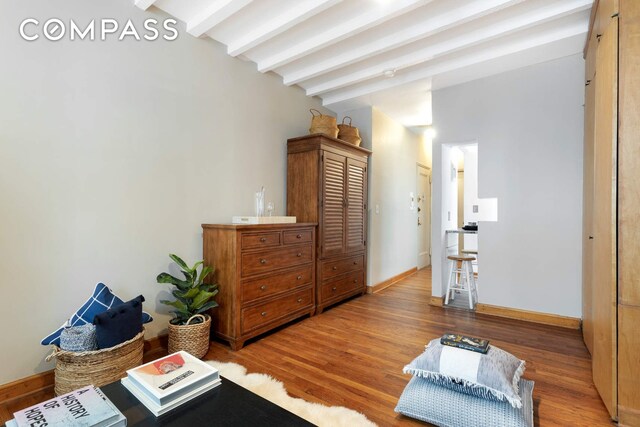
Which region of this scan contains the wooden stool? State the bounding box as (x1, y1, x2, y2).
(461, 249, 479, 285)
(445, 254, 478, 309)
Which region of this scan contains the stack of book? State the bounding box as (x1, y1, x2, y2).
(120, 351, 221, 416)
(6, 385, 126, 427)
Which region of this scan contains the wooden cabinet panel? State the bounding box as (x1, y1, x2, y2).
(321, 254, 364, 280)
(346, 158, 367, 253)
(241, 266, 313, 303)
(322, 151, 346, 257)
(202, 223, 316, 350)
(582, 64, 596, 356)
(241, 244, 312, 277)
(618, 0, 640, 307)
(618, 305, 640, 426)
(584, 2, 640, 421)
(591, 17, 618, 420)
(241, 287, 313, 334)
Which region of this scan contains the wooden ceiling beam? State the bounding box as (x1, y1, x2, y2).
(257, 0, 430, 73)
(321, 23, 588, 106)
(134, 0, 157, 11)
(227, 0, 342, 57)
(187, 0, 254, 38)
(284, 0, 523, 86)
(306, 0, 592, 96)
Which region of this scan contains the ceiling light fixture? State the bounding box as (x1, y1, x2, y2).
(383, 68, 396, 78)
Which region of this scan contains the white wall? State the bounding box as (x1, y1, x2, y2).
(432, 54, 584, 318)
(339, 107, 432, 286)
(0, 0, 330, 384)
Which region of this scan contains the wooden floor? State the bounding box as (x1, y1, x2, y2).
(0, 267, 613, 426)
(205, 267, 612, 426)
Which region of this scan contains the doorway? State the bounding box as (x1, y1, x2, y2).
(417, 164, 431, 269)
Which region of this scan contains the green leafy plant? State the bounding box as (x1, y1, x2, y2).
(157, 254, 219, 325)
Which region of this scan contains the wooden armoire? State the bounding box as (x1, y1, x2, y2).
(582, 0, 640, 424)
(286, 134, 371, 314)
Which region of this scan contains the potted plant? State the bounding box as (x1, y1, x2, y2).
(157, 254, 219, 358)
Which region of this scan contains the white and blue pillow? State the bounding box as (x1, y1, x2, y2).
(41, 283, 152, 346)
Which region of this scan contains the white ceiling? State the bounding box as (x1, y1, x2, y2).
(136, 0, 592, 128)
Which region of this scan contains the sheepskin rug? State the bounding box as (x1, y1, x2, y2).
(207, 361, 377, 427)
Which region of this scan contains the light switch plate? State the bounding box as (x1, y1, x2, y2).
(473, 205, 479, 213)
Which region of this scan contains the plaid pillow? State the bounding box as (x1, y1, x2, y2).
(41, 283, 152, 346)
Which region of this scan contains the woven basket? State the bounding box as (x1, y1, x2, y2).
(46, 329, 144, 396)
(337, 116, 362, 146)
(168, 314, 211, 359)
(309, 109, 338, 138)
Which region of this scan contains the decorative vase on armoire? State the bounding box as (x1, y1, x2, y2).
(286, 133, 371, 314)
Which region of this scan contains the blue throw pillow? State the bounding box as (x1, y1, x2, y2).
(41, 283, 152, 346)
(395, 376, 534, 427)
(93, 295, 144, 349)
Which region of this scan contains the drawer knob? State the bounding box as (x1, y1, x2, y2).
(260, 259, 267, 264)
(353, 279, 358, 283)
(297, 298, 303, 303)
(261, 312, 267, 317)
(297, 252, 302, 257)
(353, 261, 358, 265)
(297, 275, 302, 280)
(332, 286, 337, 291)
(260, 285, 267, 291)
(332, 266, 338, 270)
(260, 237, 267, 242)
(296, 234, 302, 239)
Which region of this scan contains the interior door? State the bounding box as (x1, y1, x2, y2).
(321, 151, 346, 257)
(345, 158, 367, 254)
(591, 16, 618, 420)
(417, 165, 431, 268)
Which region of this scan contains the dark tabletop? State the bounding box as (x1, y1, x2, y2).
(101, 376, 314, 427)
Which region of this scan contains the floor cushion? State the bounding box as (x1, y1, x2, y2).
(403, 338, 525, 407)
(395, 376, 534, 427)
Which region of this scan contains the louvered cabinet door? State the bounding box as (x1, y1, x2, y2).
(321, 152, 346, 257)
(346, 158, 367, 253)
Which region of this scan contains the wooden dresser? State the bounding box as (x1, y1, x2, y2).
(286, 134, 371, 314)
(202, 223, 316, 350)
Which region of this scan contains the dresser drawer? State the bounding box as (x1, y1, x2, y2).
(320, 270, 364, 301)
(241, 244, 313, 277)
(321, 254, 364, 280)
(241, 266, 313, 303)
(242, 288, 313, 333)
(241, 232, 281, 250)
(283, 229, 313, 245)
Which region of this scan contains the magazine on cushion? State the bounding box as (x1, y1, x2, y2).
(12, 385, 125, 427)
(125, 351, 219, 406)
(121, 377, 220, 417)
(440, 333, 490, 354)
